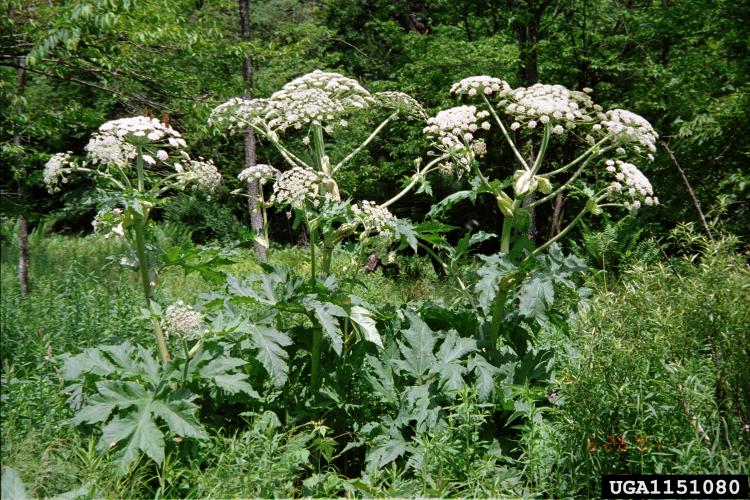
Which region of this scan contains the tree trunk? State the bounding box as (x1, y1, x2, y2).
(549, 193, 566, 239)
(239, 0, 267, 260)
(15, 55, 30, 298)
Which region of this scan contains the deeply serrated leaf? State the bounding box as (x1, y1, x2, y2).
(469, 354, 499, 401)
(71, 394, 118, 425)
(431, 331, 476, 392)
(99, 406, 165, 470)
(61, 348, 117, 381)
(426, 190, 476, 217)
(198, 356, 245, 378)
(475, 254, 517, 309)
(393, 311, 436, 380)
(365, 355, 397, 403)
(250, 325, 291, 387)
(150, 399, 208, 439)
(212, 373, 260, 398)
(350, 306, 382, 348)
(303, 297, 346, 355)
(100, 343, 140, 375)
(518, 275, 554, 323)
(365, 432, 408, 472)
(398, 384, 439, 433)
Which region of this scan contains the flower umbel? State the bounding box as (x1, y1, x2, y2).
(270, 167, 340, 209)
(163, 301, 204, 341)
(499, 83, 597, 132)
(43, 152, 74, 192)
(604, 159, 658, 210)
(597, 109, 658, 159)
(451, 76, 510, 97)
(264, 70, 375, 131)
(238, 164, 281, 185)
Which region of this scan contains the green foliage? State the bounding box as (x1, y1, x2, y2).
(60, 342, 208, 471)
(162, 194, 247, 245)
(522, 231, 750, 497)
(362, 311, 495, 472)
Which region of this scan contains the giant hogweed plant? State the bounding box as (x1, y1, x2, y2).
(346, 77, 663, 473)
(43, 116, 223, 362)
(418, 76, 660, 354)
(43, 118, 261, 471)
(208, 71, 457, 394)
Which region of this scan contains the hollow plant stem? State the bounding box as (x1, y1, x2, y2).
(321, 233, 334, 276)
(134, 147, 170, 362)
(309, 225, 317, 285)
(181, 339, 191, 383)
(313, 124, 326, 173)
(530, 124, 551, 176)
(499, 199, 523, 254)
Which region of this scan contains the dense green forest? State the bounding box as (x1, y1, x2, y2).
(1, 0, 748, 498)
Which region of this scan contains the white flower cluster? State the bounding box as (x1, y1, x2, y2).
(238, 163, 280, 185)
(375, 91, 426, 119)
(270, 167, 329, 209)
(208, 97, 268, 133)
(451, 76, 510, 96)
(84, 133, 137, 167)
(597, 109, 658, 159)
(92, 207, 125, 238)
(43, 152, 73, 192)
(183, 158, 222, 191)
(86, 116, 187, 167)
(605, 159, 658, 210)
(264, 70, 375, 131)
(424, 105, 490, 175)
(352, 200, 398, 240)
(499, 84, 598, 133)
(163, 300, 204, 341)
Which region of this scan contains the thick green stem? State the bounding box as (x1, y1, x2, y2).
(133, 146, 170, 362)
(308, 220, 317, 285)
(181, 339, 191, 383)
(310, 326, 323, 391)
(136, 146, 145, 191)
(321, 234, 334, 276)
(134, 212, 170, 362)
(313, 124, 327, 174)
(499, 198, 522, 254)
(530, 124, 551, 176)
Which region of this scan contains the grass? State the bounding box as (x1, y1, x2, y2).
(1, 225, 748, 498)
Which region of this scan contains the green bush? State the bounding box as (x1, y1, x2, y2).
(162, 194, 246, 244)
(523, 229, 750, 497)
